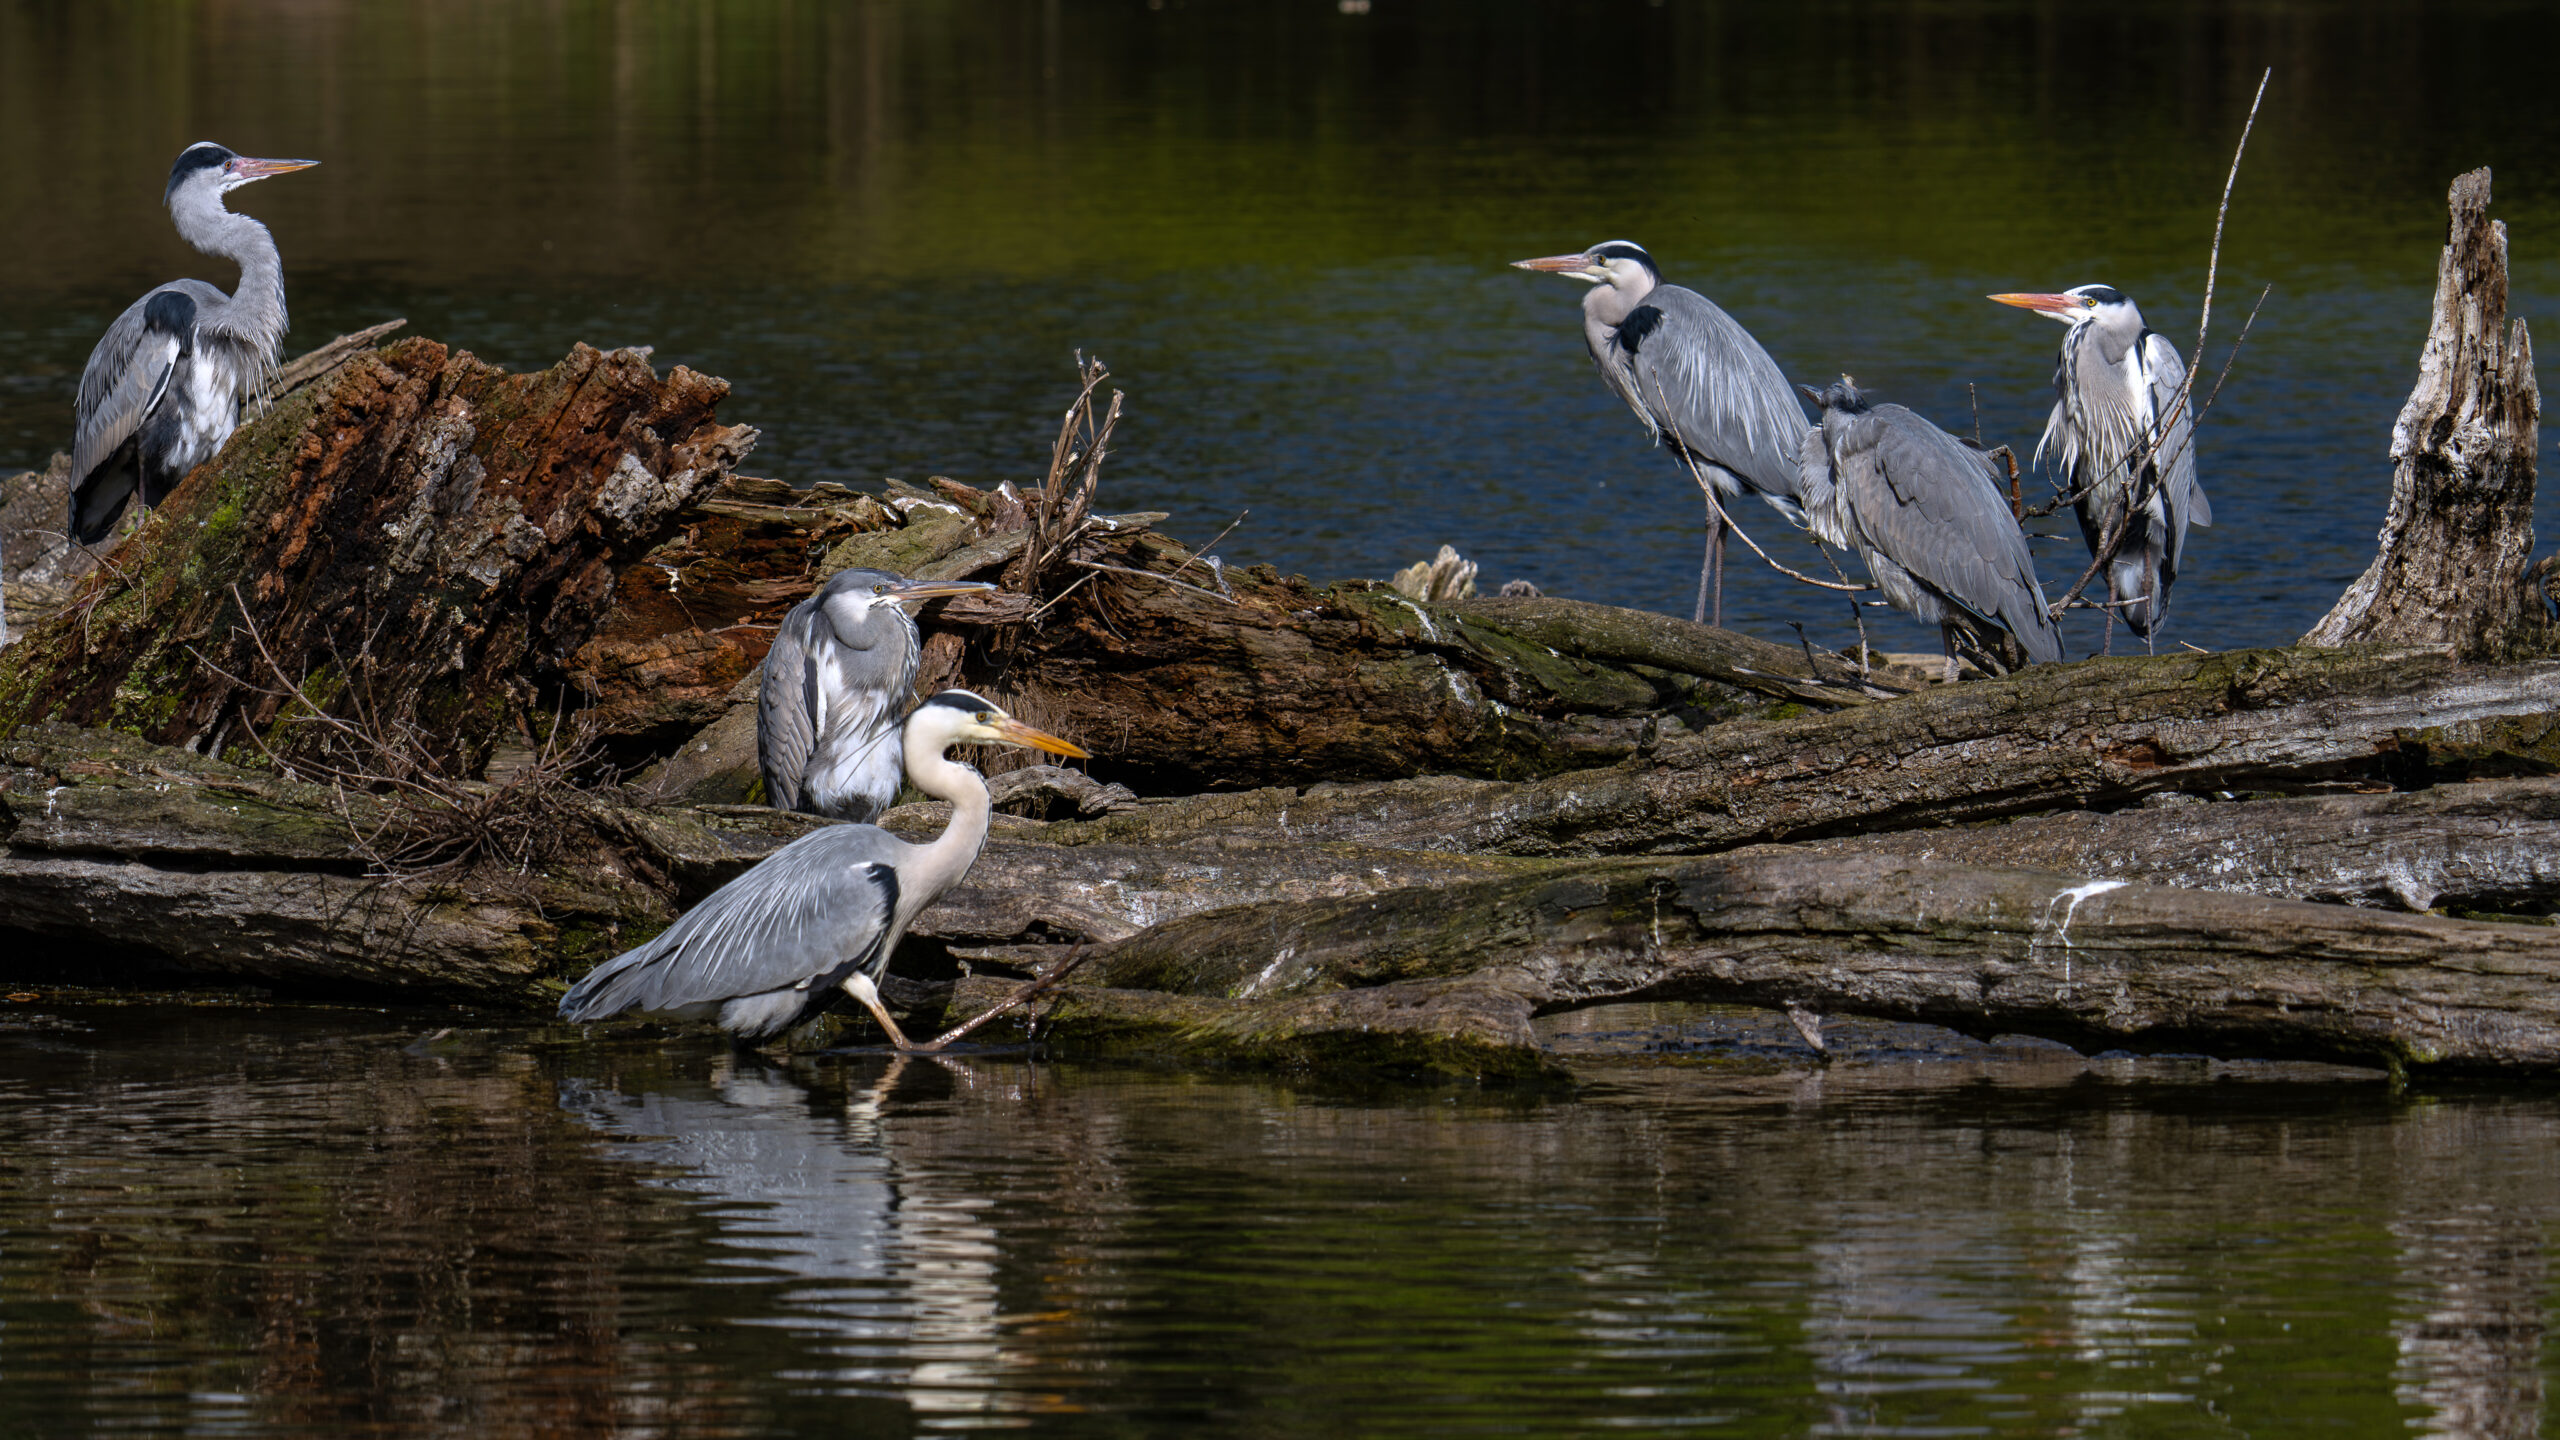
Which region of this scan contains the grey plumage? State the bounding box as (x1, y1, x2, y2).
(757, 569, 992, 820)
(70, 142, 317, 545)
(1516, 240, 1813, 625)
(1800, 379, 2063, 670)
(1993, 285, 2212, 642)
(566, 688, 1088, 1049)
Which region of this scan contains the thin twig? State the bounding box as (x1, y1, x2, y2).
(922, 945, 1093, 1050)
(1069, 559, 1241, 605)
(1173, 510, 1250, 581)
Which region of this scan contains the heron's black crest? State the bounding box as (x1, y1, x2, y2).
(165, 143, 235, 200)
(1587, 240, 1659, 280)
(2076, 284, 2127, 306)
(922, 688, 996, 715)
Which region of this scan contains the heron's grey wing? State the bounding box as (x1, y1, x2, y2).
(71, 287, 198, 485)
(2144, 332, 2210, 546)
(756, 600, 823, 812)
(559, 824, 905, 1022)
(1851, 407, 2063, 664)
(1616, 287, 1811, 506)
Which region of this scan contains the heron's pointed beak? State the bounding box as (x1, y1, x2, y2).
(990, 717, 1090, 760)
(1513, 252, 1605, 281)
(1988, 292, 2082, 318)
(229, 157, 320, 182)
(879, 579, 996, 607)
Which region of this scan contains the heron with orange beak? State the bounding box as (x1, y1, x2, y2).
(69, 143, 321, 544)
(1990, 285, 2212, 649)
(563, 689, 1090, 1050)
(1515, 241, 1814, 627)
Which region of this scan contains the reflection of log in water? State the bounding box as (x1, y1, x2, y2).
(2389, 1104, 2550, 1440)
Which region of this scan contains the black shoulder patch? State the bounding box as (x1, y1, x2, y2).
(1617, 305, 1665, 353)
(142, 289, 197, 341)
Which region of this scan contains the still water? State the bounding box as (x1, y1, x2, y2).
(3, 0, 2558, 654)
(2, 1000, 2555, 1437)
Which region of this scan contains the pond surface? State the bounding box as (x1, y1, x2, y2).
(3, 0, 2558, 654)
(1, 999, 2554, 1437)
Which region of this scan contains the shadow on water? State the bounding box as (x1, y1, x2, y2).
(1, 1000, 2552, 1436)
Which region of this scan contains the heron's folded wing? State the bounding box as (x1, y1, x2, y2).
(2143, 332, 2211, 541)
(1619, 287, 1812, 504)
(71, 288, 196, 483)
(756, 602, 822, 811)
(559, 825, 904, 1020)
(1860, 406, 2063, 663)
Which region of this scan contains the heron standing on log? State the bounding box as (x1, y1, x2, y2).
(1991, 286, 2212, 649)
(69, 143, 318, 545)
(1514, 241, 1813, 627)
(1799, 379, 2062, 680)
(758, 569, 995, 821)
(562, 689, 1088, 1050)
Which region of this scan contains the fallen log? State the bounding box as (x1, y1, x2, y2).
(951, 848, 2560, 1077)
(1032, 645, 2560, 857)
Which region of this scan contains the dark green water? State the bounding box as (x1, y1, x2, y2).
(1, 1000, 2554, 1437)
(3, 0, 2556, 652)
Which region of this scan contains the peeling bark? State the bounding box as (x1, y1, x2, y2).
(0, 339, 756, 774)
(2306, 168, 2547, 658)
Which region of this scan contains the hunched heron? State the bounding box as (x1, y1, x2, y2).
(1798, 378, 2063, 680)
(758, 569, 995, 821)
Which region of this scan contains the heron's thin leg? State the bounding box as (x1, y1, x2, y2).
(841, 969, 929, 1052)
(1939, 624, 1960, 685)
(1710, 525, 1726, 628)
(1693, 505, 1723, 626)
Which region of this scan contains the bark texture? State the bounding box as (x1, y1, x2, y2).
(972, 849, 2560, 1077)
(2306, 168, 2546, 657)
(0, 339, 756, 774)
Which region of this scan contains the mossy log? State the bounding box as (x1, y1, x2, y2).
(947, 847, 2560, 1077)
(0, 338, 755, 774)
(1029, 646, 2560, 857)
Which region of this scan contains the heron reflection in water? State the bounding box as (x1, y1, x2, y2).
(561, 689, 1088, 1049)
(70, 142, 319, 545)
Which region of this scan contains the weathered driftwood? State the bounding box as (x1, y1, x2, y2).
(946, 848, 2560, 1077)
(0, 338, 755, 775)
(1790, 778, 2560, 914)
(2306, 169, 2547, 658)
(1029, 645, 2560, 857)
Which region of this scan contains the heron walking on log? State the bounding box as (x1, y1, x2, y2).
(69, 143, 318, 545)
(1991, 286, 2212, 649)
(562, 689, 1089, 1049)
(1799, 379, 2063, 680)
(1514, 241, 1814, 628)
(758, 569, 995, 821)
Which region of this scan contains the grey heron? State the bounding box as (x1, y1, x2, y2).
(1513, 240, 1813, 627)
(561, 688, 1089, 1050)
(1990, 286, 2213, 648)
(758, 568, 995, 821)
(1798, 379, 2063, 680)
(68, 142, 318, 545)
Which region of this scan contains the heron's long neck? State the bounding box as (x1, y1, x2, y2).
(899, 731, 993, 915)
(169, 192, 289, 362)
(1582, 271, 1654, 336)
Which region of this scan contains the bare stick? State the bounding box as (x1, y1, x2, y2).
(921, 946, 1094, 1050)
(1173, 510, 1250, 582)
(1069, 559, 1242, 605)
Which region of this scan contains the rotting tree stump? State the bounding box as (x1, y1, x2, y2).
(2306, 168, 2547, 658)
(0, 338, 755, 774)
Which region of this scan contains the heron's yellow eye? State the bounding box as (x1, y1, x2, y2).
(2081, 296, 2097, 308)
